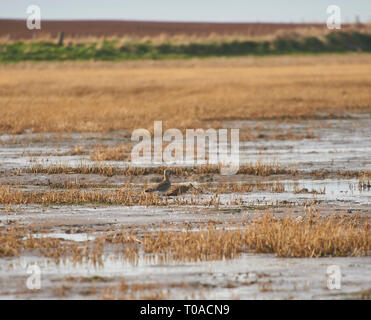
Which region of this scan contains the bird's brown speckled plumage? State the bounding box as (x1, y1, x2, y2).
(145, 169, 171, 194)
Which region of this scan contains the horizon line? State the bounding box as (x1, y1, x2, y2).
(0, 18, 331, 25)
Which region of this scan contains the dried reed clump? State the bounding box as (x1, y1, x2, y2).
(90, 144, 132, 161)
(103, 231, 140, 264)
(0, 225, 104, 266)
(52, 145, 87, 156)
(213, 183, 254, 194)
(142, 213, 371, 261)
(0, 226, 20, 257)
(309, 169, 371, 179)
(0, 186, 154, 206)
(24, 163, 120, 177)
(101, 279, 167, 300)
(23, 161, 294, 177)
(143, 227, 243, 263)
(1, 212, 370, 267)
(0, 225, 70, 262)
(46, 181, 119, 189)
(293, 186, 326, 194)
(239, 160, 294, 176)
(244, 212, 370, 257)
(270, 181, 285, 193)
(22, 145, 88, 157)
(204, 180, 285, 194)
(0, 186, 229, 207)
(358, 173, 371, 190)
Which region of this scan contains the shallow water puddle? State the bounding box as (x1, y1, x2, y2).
(169, 178, 371, 206)
(1, 252, 370, 299)
(1, 117, 370, 171)
(26, 233, 96, 242)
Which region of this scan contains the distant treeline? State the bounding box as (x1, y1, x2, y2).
(1, 32, 371, 62)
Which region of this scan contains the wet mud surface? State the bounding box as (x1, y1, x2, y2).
(0, 117, 370, 299)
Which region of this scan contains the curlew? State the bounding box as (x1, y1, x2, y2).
(145, 169, 171, 194)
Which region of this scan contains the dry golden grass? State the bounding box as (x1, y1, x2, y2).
(22, 144, 130, 160)
(19, 161, 369, 180)
(34, 179, 286, 195)
(23, 163, 121, 177)
(359, 173, 371, 190)
(0, 225, 103, 265)
(309, 169, 369, 179)
(101, 279, 167, 300)
(0, 186, 150, 206)
(90, 144, 132, 161)
(0, 186, 249, 207)
(22, 145, 88, 157)
(23, 160, 294, 177)
(1, 54, 371, 134)
(293, 186, 326, 194)
(0, 226, 97, 264)
(46, 181, 119, 189)
(0, 133, 73, 146)
(1, 211, 370, 267)
(202, 181, 285, 193)
(142, 212, 371, 261)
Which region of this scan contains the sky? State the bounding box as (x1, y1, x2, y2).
(1, 0, 370, 23)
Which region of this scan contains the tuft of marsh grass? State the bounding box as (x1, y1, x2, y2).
(101, 279, 167, 300)
(142, 212, 371, 261)
(0, 186, 252, 207)
(23, 160, 295, 177)
(0, 225, 104, 266)
(22, 145, 88, 157)
(23, 163, 120, 177)
(90, 144, 132, 161)
(201, 181, 285, 194)
(0, 186, 158, 206)
(20, 162, 370, 180)
(46, 181, 121, 189)
(358, 173, 371, 190)
(293, 186, 326, 194)
(1, 211, 370, 266)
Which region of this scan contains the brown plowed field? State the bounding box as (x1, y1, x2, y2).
(0, 19, 327, 39)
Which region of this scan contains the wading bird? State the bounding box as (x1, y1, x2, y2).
(145, 169, 171, 194)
